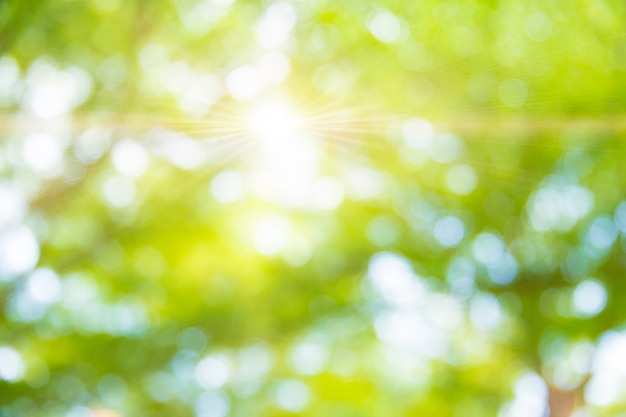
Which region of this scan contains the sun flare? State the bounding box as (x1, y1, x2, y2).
(244, 99, 319, 207)
(247, 99, 304, 144)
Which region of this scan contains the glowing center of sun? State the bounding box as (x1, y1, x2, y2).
(246, 99, 319, 208)
(248, 100, 303, 143)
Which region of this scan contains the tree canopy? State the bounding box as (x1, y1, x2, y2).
(2, 1, 626, 416)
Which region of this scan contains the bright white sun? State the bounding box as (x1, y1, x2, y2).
(248, 100, 303, 143)
(246, 99, 319, 208)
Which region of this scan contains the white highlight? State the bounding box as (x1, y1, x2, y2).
(195, 354, 232, 390)
(502, 372, 548, 417)
(255, 2, 297, 49)
(0, 226, 40, 279)
(256, 52, 291, 84)
(248, 100, 318, 207)
(0, 347, 25, 382)
(111, 140, 148, 178)
(152, 131, 206, 170)
(586, 331, 626, 406)
(211, 171, 244, 203)
(433, 215, 465, 247)
(403, 118, 434, 150)
(0, 182, 27, 227)
(447, 164, 477, 195)
(368, 252, 424, 307)
(194, 391, 230, 417)
(470, 292, 503, 332)
(102, 176, 136, 208)
(369, 10, 402, 43)
(289, 342, 328, 375)
(22, 132, 65, 177)
(527, 181, 594, 232)
(249, 100, 302, 142)
(253, 215, 291, 256)
(312, 177, 344, 210)
(226, 65, 261, 100)
(572, 280, 607, 318)
(24, 60, 92, 119)
(26, 268, 62, 304)
(275, 380, 310, 412)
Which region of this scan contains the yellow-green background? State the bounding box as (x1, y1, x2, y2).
(2, 0, 626, 416)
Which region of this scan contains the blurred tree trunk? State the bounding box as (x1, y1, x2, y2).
(547, 382, 587, 417)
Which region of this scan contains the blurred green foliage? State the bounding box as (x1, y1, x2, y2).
(2, 0, 626, 417)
